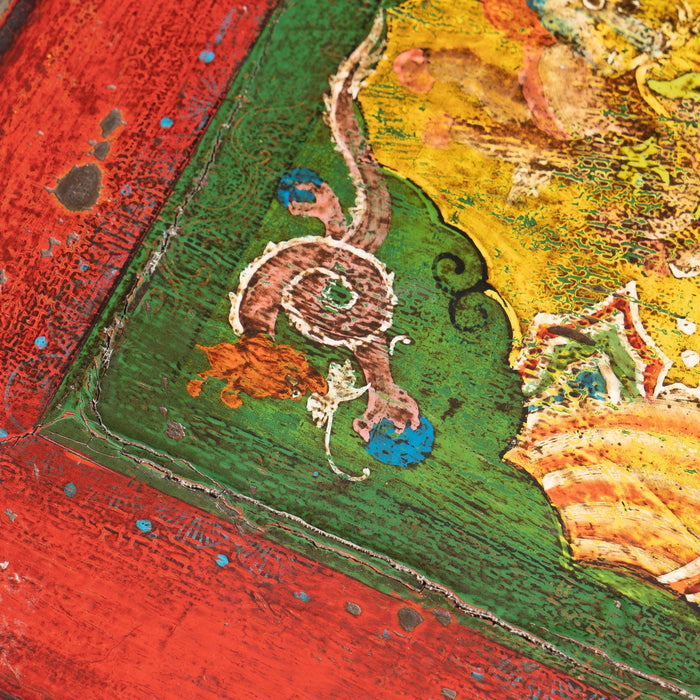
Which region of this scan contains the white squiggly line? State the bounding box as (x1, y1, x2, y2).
(389, 335, 412, 356)
(323, 399, 371, 482)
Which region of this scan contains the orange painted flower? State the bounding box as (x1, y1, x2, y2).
(187, 334, 327, 409)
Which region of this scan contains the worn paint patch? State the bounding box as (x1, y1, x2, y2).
(397, 606, 423, 632)
(100, 108, 125, 138)
(52, 163, 102, 211)
(92, 141, 110, 161)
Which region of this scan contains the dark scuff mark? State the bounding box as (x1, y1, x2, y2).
(432, 608, 452, 626)
(546, 325, 596, 346)
(100, 108, 125, 138)
(165, 420, 186, 441)
(0, 0, 39, 59)
(52, 163, 102, 211)
(345, 602, 361, 616)
(397, 606, 423, 632)
(440, 397, 463, 422)
(93, 141, 110, 160)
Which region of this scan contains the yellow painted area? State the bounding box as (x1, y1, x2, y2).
(360, 0, 700, 386)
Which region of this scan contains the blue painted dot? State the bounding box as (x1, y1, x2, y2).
(63, 482, 77, 497)
(573, 369, 607, 401)
(294, 591, 311, 603)
(199, 49, 215, 64)
(215, 554, 229, 567)
(79, 261, 89, 272)
(472, 672, 485, 682)
(0, 429, 7, 439)
(34, 335, 48, 349)
(364, 414, 435, 468)
(160, 116, 173, 128)
(136, 519, 152, 533)
(313, 471, 319, 478)
(120, 184, 132, 196)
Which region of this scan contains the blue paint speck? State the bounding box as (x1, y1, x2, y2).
(573, 369, 607, 400)
(364, 414, 434, 468)
(215, 8, 234, 46)
(34, 335, 48, 350)
(294, 591, 311, 603)
(121, 184, 132, 196)
(136, 519, 152, 533)
(79, 261, 89, 272)
(63, 482, 77, 497)
(277, 168, 323, 208)
(160, 116, 173, 128)
(0, 429, 7, 439)
(471, 672, 485, 682)
(379, 628, 390, 640)
(313, 471, 319, 478)
(199, 50, 215, 64)
(215, 554, 229, 567)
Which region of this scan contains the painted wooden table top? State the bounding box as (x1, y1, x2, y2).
(0, 0, 698, 697)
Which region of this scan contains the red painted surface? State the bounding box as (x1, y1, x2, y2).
(0, 0, 275, 435)
(0, 435, 616, 699)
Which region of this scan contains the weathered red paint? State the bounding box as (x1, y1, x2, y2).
(0, 0, 275, 435)
(0, 435, 617, 699)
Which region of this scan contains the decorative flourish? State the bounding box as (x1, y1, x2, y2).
(185, 13, 436, 479)
(228, 12, 428, 456)
(506, 397, 700, 605)
(431, 252, 494, 335)
(230, 236, 397, 352)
